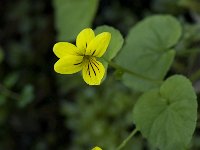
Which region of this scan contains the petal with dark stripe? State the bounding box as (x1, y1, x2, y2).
(82, 58, 105, 85)
(85, 32, 111, 57)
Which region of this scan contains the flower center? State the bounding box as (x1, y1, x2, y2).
(83, 55, 91, 60)
(83, 55, 94, 63)
(82, 55, 97, 67)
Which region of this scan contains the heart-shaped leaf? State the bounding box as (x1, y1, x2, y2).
(116, 15, 182, 91)
(133, 75, 197, 150)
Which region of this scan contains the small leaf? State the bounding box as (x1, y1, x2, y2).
(18, 85, 34, 108)
(133, 75, 197, 150)
(53, 0, 99, 41)
(3, 72, 19, 88)
(95, 26, 124, 81)
(95, 25, 124, 61)
(116, 15, 182, 91)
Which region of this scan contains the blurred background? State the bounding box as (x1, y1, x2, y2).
(0, 0, 200, 150)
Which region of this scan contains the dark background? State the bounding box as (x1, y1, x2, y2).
(0, 0, 200, 150)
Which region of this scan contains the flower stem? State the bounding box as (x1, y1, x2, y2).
(116, 128, 138, 150)
(103, 58, 163, 85)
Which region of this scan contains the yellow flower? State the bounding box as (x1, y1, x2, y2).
(53, 28, 111, 85)
(92, 146, 102, 150)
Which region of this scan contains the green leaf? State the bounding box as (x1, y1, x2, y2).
(95, 25, 124, 78)
(95, 25, 124, 61)
(116, 15, 182, 91)
(53, 0, 99, 41)
(3, 72, 19, 88)
(133, 75, 197, 150)
(18, 85, 34, 108)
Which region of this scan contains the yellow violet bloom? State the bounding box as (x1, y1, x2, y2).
(53, 28, 111, 85)
(92, 146, 102, 150)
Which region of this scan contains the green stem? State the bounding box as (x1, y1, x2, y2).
(176, 48, 200, 55)
(103, 58, 163, 85)
(0, 84, 20, 100)
(116, 128, 138, 150)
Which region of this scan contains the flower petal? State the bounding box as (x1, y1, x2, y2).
(54, 55, 83, 74)
(76, 28, 95, 53)
(92, 146, 102, 150)
(85, 32, 111, 57)
(53, 42, 82, 58)
(82, 57, 105, 85)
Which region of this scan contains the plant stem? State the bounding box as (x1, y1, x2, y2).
(0, 84, 20, 100)
(176, 48, 200, 55)
(116, 128, 138, 150)
(103, 58, 163, 85)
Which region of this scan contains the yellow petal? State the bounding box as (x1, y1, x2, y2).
(82, 57, 105, 85)
(76, 28, 95, 53)
(53, 42, 82, 58)
(92, 146, 102, 150)
(54, 55, 83, 74)
(85, 32, 111, 57)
